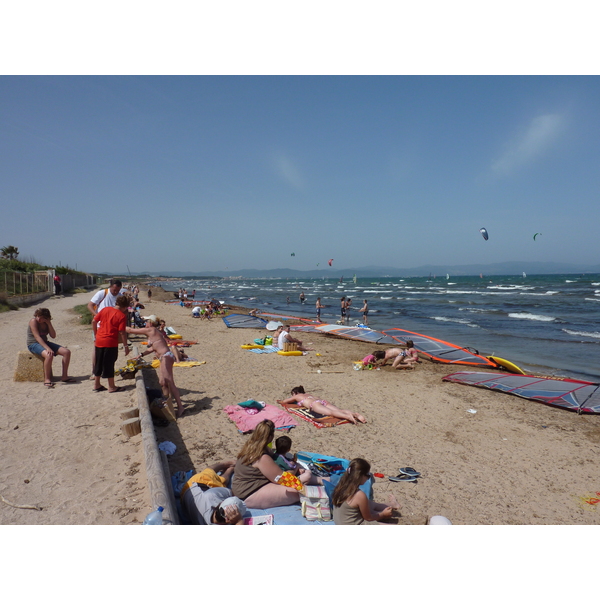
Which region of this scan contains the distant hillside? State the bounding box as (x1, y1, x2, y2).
(113, 261, 600, 279)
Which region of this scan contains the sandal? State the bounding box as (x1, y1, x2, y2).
(389, 474, 418, 483)
(399, 467, 421, 478)
(44, 382, 55, 389)
(61, 377, 76, 383)
(93, 385, 107, 392)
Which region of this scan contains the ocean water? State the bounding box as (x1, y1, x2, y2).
(165, 274, 600, 381)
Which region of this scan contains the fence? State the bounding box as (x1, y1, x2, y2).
(0, 270, 98, 297)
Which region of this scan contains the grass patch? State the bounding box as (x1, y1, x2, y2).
(73, 304, 93, 324)
(72, 288, 89, 294)
(0, 292, 18, 312)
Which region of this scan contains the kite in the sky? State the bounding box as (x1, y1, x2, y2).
(328, 259, 334, 266)
(479, 227, 489, 241)
(533, 233, 541, 241)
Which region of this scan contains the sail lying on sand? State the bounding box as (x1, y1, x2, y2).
(222, 313, 268, 328)
(293, 324, 402, 345)
(382, 328, 497, 367)
(443, 372, 600, 414)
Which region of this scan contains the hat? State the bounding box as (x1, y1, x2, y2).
(219, 495, 247, 515)
(266, 321, 283, 331)
(143, 314, 159, 325)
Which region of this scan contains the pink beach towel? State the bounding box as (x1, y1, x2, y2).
(223, 403, 298, 433)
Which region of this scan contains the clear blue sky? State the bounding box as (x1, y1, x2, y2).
(2, 75, 599, 274)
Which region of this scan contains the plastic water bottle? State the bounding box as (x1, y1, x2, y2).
(142, 506, 164, 525)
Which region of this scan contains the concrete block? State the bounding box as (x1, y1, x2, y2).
(14, 351, 48, 382)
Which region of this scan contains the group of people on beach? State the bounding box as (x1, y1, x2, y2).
(26, 279, 185, 418)
(181, 418, 398, 525)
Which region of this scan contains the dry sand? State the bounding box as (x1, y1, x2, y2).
(1, 286, 599, 525)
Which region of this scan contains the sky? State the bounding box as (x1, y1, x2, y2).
(2, 9, 600, 276)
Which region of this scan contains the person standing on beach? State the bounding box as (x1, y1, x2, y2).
(87, 280, 123, 375)
(359, 299, 369, 325)
(147, 287, 152, 302)
(340, 296, 346, 323)
(316, 297, 324, 322)
(129, 316, 185, 418)
(53, 274, 62, 295)
(92, 295, 130, 392)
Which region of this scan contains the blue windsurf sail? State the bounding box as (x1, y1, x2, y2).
(443, 372, 600, 414)
(222, 313, 268, 328)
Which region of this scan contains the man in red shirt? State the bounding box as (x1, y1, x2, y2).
(92, 295, 130, 392)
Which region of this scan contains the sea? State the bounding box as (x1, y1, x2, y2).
(163, 273, 600, 381)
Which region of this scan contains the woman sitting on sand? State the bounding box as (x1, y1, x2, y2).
(27, 308, 73, 388)
(332, 458, 398, 525)
(278, 386, 367, 424)
(232, 420, 323, 509)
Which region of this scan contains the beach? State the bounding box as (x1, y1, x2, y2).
(1, 286, 599, 525)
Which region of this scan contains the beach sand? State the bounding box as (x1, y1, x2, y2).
(1, 286, 599, 525)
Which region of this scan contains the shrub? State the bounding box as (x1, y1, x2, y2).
(73, 304, 93, 325)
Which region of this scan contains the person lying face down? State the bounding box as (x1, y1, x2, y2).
(180, 460, 247, 525)
(278, 386, 367, 424)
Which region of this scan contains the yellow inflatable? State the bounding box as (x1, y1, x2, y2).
(241, 344, 264, 350)
(277, 350, 303, 356)
(168, 334, 182, 339)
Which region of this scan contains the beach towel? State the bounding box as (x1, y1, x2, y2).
(174, 360, 206, 367)
(282, 403, 350, 429)
(248, 346, 279, 354)
(223, 403, 297, 433)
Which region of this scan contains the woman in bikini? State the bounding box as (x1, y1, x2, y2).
(127, 316, 184, 418)
(278, 386, 367, 424)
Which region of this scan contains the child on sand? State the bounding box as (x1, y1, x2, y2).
(128, 315, 184, 418)
(92, 295, 130, 392)
(392, 340, 419, 370)
(272, 436, 301, 475)
(332, 458, 399, 525)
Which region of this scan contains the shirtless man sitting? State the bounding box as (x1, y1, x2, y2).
(127, 315, 184, 418)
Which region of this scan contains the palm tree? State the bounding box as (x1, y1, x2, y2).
(0, 245, 19, 260)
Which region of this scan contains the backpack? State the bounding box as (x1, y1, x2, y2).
(92, 288, 109, 312)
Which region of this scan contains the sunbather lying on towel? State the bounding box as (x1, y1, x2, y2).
(278, 386, 367, 424)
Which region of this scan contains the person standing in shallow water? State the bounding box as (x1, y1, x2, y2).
(316, 297, 324, 322)
(299, 292, 305, 304)
(359, 299, 369, 325)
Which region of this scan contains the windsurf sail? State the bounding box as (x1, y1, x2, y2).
(311, 324, 402, 345)
(443, 372, 600, 414)
(222, 313, 268, 328)
(382, 328, 497, 367)
(256, 311, 320, 324)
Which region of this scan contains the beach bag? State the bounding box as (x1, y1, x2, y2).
(299, 485, 331, 521)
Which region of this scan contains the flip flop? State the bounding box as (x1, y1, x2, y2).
(93, 385, 107, 392)
(108, 387, 126, 393)
(389, 474, 418, 483)
(61, 378, 76, 383)
(44, 382, 55, 389)
(399, 467, 421, 478)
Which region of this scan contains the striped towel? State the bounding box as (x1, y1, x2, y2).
(248, 346, 279, 354)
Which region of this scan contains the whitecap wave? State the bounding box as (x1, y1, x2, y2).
(508, 312, 556, 322)
(562, 329, 600, 339)
(429, 316, 479, 327)
(585, 297, 600, 302)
